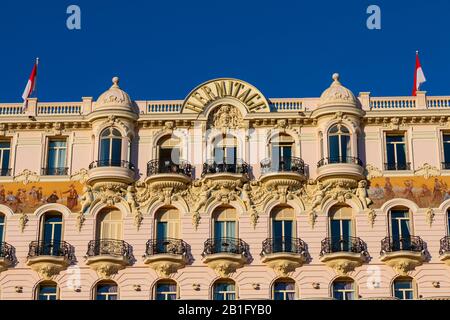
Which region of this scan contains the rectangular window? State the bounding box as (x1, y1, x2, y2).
(394, 280, 414, 300)
(443, 133, 450, 169)
(38, 285, 58, 300)
(390, 210, 411, 250)
(46, 139, 67, 175)
(156, 283, 177, 300)
(0, 141, 11, 176)
(385, 134, 408, 170)
(333, 281, 355, 300)
(0, 215, 4, 242)
(273, 282, 295, 300)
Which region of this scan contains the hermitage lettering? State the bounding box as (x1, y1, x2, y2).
(184, 79, 270, 113)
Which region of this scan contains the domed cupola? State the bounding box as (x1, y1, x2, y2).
(319, 73, 359, 108)
(95, 76, 134, 112)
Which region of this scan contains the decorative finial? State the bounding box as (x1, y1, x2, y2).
(332, 73, 340, 82)
(112, 76, 120, 87)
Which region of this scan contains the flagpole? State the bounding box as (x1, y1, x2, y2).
(34, 57, 39, 99)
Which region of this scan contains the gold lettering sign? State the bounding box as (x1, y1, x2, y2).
(182, 78, 270, 113)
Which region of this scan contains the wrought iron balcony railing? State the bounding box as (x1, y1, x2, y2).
(202, 237, 250, 257)
(147, 159, 192, 177)
(439, 236, 450, 255)
(145, 238, 188, 256)
(260, 157, 305, 175)
(317, 156, 363, 167)
(442, 162, 450, 170)
(41, 167, 69, 176)
(86, 239, 133, 260)
(0, 242, 14, 263)
(384, 162, 411, 171)
(380, 236, 425, 254)
(202, 158, 249, 176)
(320, 237, 368, 256)
(260, 237, 307, 257)
(88, 159, 135, 171)
(27, 240, 74, 261)
(0, 168, 11, 176)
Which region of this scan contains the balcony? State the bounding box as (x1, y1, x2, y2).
(201, 158, 249, 184)
(0, 242, 14, 272)
(0, 168, 11, 177)
(319, 237, 368, 275)
(145, 159, 192, 192)
(384, 162, 411, 171)
(316, 156, 364, 184)
(26, 240, 74, 279)
(260, 237, 308, 276)
(41, 167, 69, 176)
(439, 236, 450, 266)
(202, 237, 250, 277)
(380, 236, 426, 275)
(259, 157, 306, 191)
(85, 239, 133, 279)
(143, 238, 188, 276)
(86, 159, 136, 185)
(442, 163, 450, 170)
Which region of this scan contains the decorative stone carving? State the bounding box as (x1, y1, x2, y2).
(319, 73, 358, 107)
(415, 163, 441, 179)
(31, 263, 64, 280)
(76, 211, 85, 232)
(19, 213, 28, 233)
(366, 208, 377, 228)
(71, 168, 89, 184)
(96, 183, 125, 206)
(310, 182, 332, 210)
(124, 186, 143, 231)
(354, 180, 373, 210)
(380, 253, 424, 276)
(365, 164, 383, 179)
(93, 262, 124, 279)
(208, 105, 243, 130)
(13, 169, 39, 185)
(192, 211, 201, 230)
(79, 186, 94, 214)
(426, 208, 435, 227)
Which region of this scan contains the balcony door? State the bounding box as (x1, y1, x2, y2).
(213, 135, 237, 167)
(99, 128, 122, 166)
(156, 208, 180, 253)
(272, 207, 295, 252)
(330, 206, 353, 252)
(390, 209, 411, 250)
(99, 209, 123, 240)
(271, 134, 293, 171)
(0, 214, 4, 243)
(47, 139, 67, 175)
(158, 136, 180, 173)
(40, 213, 63, 256)
(0, 141, 11, 176)
(214, 207, 237, 253)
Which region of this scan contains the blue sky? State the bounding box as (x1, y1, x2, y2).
(0, 0, 449, 102)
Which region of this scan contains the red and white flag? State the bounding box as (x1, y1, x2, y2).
(412, 51, 426, 96)
(22, 58, 39, 110)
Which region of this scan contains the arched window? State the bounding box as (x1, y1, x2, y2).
(155, 280, 178, 300)
(95, 281, 118, 300)
(393, 277, 414, 300)
(213, 207, 237, 252)
(271, 206, 295, 252)
(40, 212, 63, 256)
(155, 207, 180, 240)
(328, 124, 351, 163)
(389, 207, 411, 250)
(99, 128, 122, 166)
(0, 213, 5, 243)
(329, 206, 353, 252)
(158, 136, 181, 171)
(273, 278, 296, 300)
(97, 208, 123, 241)
(213, 279, 236, 300)
(270, 134, 294, 171)
(332, 278, 355, 300)
(37, 281, 58, 300)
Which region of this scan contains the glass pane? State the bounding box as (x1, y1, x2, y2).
(100, 139, 110, 161)
(329, 135, 340, 161)
(444, 136, 450, 164)
(330, 220, 341, 252)
(1, 149, 10, 169)
(38, 285, 57, 300)
(226, 147, 236, 164)
(340, 135, 349, 159)
(386, 143, 395, 165)
(111, 139, 122, 164)
(396, 143, 406, 165)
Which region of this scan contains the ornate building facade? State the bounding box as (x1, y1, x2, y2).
(0, 74, 450, 300)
